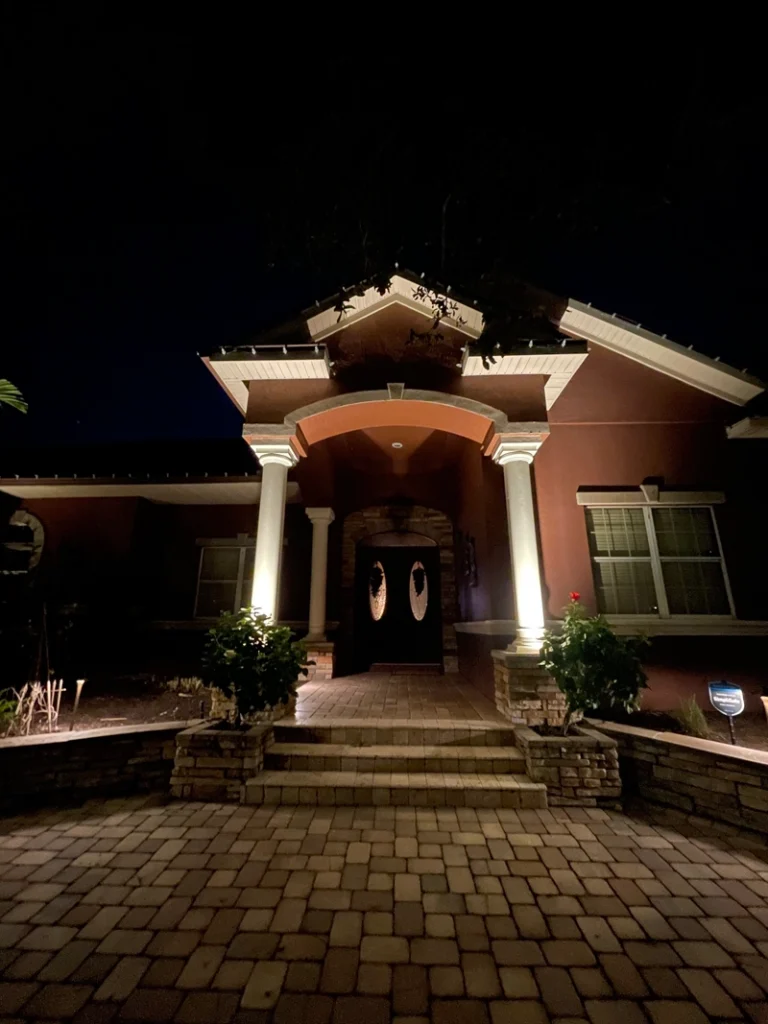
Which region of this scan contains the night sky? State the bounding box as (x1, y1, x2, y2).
(1, 24, 765, 448)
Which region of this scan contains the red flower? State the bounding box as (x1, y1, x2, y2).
(569, 591, 580, 602)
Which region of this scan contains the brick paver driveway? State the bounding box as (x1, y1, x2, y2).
(1, 796, 767, 1022)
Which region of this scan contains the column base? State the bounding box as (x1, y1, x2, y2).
(491, 649, 566, 728)
(506, 626, 545, 656)
(303, 641, 335, 682)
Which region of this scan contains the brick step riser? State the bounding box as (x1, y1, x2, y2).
(274, 726, 518, 747)
(242, 784, 546, 809)
(264, 753, 524, 774)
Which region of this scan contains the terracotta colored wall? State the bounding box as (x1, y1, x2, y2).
(20, 497, 141, 608)
(550, 345, 730, 425)
(532, 343, 753, 617)
(22, 497, 140, 562)
(454, 447, 510, 622)
(641, 637, 768, 715)
(452, 376, 547, 422)
(246, 379, 340, 424)
(139, 503, 310, 622)
(534, 421, 731, 616)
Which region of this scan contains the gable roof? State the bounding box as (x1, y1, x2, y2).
(559, 300, 762, 406)
(203, 270, 764, 413)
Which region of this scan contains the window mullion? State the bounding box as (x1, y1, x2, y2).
(709, 507, 736, 616)
(644, 507, 669, 617)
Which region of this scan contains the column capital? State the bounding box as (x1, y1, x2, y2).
(306, 507, 335, 525)
(492, 439, 544, 466)
(251, 441, 300, 469)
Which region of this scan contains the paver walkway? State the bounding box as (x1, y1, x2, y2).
(293, 673, 505, 723)
(2, 796, 768, 1022)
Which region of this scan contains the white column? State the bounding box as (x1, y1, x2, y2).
(305, 507, 335, 641)
(493, 440, 546, 654)
(250, 442, 299, 621)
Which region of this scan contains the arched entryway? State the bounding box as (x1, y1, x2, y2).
(340, 505, 458, 674)
(244, 387, 549, 659)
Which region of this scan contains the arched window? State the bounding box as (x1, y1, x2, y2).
(369, 560, 387, 621)
(409, 561, 428, 621)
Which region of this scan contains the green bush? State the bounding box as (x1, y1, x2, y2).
(201, 610, 309, 724)
(540, 595, 648, 734)
(674, 696, 710, 738)
(0, 688, 17, 737)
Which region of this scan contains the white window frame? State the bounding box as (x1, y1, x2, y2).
(584, 502, 735, 620)
(194, 535, 255, 618)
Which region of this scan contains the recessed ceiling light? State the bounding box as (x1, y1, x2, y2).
(391, 442, 403, 449)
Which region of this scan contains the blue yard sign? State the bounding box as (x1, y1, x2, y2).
(708, 681, 744, 744)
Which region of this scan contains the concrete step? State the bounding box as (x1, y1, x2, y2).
(243, 770, 547, 809)
(274, 720, 518, 747)
(265, 742, 526, 774)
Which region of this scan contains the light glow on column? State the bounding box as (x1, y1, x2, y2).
(493, 440, 546, 655)
(250, 443, 298, 621)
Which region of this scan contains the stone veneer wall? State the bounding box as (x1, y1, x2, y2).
(0, 721, 193, 812)
(170, 722, 273, 801)
(515, 725, 621, 807)
(341, 505, 459, 671)
(304, 643, 334, 682)
(592, 719, 768, 834)
(492, 651, 567, 727)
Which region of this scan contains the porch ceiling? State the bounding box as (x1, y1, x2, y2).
(322, 426, 470, 475)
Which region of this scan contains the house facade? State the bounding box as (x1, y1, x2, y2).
(3, 273, 767, 712)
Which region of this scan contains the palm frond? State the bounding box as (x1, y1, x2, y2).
(0, 379, 28, 413)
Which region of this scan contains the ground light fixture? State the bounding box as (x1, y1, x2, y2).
(391, 441, 403, 448)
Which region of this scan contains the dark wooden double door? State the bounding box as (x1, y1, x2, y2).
(354, 545, 441, 669)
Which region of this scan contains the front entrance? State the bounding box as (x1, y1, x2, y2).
(354, 544, 442, 669)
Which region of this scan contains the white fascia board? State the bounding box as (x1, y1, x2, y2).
(727, 416, 768, 439)
(560, 300, 764, 406)
(205, 352, 331, 415)
(306, 274, 484, 342)
(462, 351, 589, 409)
(0, 481, 301, 505)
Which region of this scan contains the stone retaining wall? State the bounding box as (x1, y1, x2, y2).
(515, 724, 621, 807)
(170, 722, 273, 801)
(0, 721, 195, 813)
(592, 719, 768, 833)
(492, 650, 567, 727)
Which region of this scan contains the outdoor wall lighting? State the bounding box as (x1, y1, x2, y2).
(69, 679, 86, 732)
(391, 442, 403, 449)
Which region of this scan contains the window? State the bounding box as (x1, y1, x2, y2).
(369, 560, 387, 621)
(409, 560, 428, 621)
(195, 544, 255, 618)
(586, 506, 732, 616)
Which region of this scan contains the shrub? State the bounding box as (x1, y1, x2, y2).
(540, 593, 648, 734)
(0, 688, 17, 737)
(201, 609, 309, 724)
(674, 696, 710, 738)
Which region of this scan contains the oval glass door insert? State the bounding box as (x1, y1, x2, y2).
(369, 560, 387, 621)
(409, 561, 428, 621)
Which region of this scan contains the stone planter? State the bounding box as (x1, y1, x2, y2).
(492, 650, 567, 728)
(209, 689, 297, 724)
(515, 724, 621, 807)
(170, 721, 273, 801)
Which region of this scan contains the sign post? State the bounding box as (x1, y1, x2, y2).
(708, 682, 745, 745)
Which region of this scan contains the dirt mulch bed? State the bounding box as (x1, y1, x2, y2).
(3, 680, 212, 736)
(601, 708, 768, 754)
